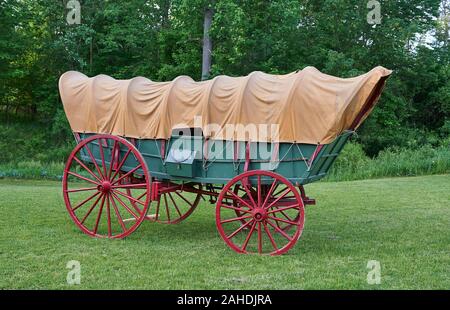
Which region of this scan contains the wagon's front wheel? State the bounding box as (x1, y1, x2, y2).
(216, 170, 305, 255)
(62, 134, 151, 239)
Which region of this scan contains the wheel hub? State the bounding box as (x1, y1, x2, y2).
(252, 208, 267, 222)
(98, 181, 112, 193)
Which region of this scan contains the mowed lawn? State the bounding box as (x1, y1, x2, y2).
(0, 175, 449, 289)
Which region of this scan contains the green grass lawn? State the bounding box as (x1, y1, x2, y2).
(0, 175, 449, 289)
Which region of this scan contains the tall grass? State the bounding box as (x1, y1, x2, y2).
(326, 141, 450, 182)
(0, 161, 65, 180)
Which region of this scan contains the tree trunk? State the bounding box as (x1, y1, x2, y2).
(161, 0, 171, 28)
(201, 8, 213, 81)
(5, 98, 10, 124)
(90, 38, 93, 74)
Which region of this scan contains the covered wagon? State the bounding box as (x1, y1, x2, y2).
(59, 66, 391, 255)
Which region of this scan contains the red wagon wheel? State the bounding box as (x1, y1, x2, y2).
(63, 134, 151, 239)
(123, 179, 202, 224)
(148, 183, 202, 224)
(216, 170, 305, 255)
(232, 183, 299, 232)
(265, 184, 303, 232)
(232, 184, 255, 227)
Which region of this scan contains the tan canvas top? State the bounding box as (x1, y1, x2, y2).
(59, 66, 391, 144)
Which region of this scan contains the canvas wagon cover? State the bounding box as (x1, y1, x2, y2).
(59, 66, 391, 144)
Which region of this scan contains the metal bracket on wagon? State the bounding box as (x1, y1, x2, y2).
(299, 185, 316, 206)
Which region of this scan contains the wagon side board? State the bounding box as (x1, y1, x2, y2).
(304, 130, 354, 184)
(76, 131, 353, 186)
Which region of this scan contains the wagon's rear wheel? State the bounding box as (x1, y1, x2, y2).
(148, 183, 202, 224)
(63, 134, 151, 238)
(216, 170, 305, 255)
(124, 179, 202, 224)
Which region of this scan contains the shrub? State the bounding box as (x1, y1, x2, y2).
(0, 161, 64, 180)
(327, 141, 450, 182)
(0, 121, 74, 164)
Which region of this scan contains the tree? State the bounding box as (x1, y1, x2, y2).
(201, 6, 213, 80)
(0, 0, 448, 159)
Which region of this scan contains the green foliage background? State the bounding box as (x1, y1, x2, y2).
(0, 0, 449, 165)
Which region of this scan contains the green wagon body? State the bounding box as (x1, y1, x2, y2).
(78, 130, 353, 186)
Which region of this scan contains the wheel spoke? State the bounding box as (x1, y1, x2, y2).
(65, 186, 98, 193)
(175, 191, 195, 208)
(113, 189, 144, 215)
(220, 204, 251, 214)
(112, 189, 145, 207)
(240, 180, 257, 207)
(92, 195, 106, 234)
(275, 219, 282, 229)
(263, 222, 278, 251)
(220, 214, 253, 224)
(226, 189, 254, 210)
(111, 164, 142, 186)
(257, 222, 262, 254)
(268, 215, 298, 226)
(72, 191, 101, 212)
(106, 194, 112, 237)
(73, 156, 102, 183)
(272, 185, 287, 197)
(265, 187, 291, 210)
(110, 148, 132, 182)
(278, 209, 294, 222)
(267, 204, 300, 214)
(226, 219, 254, 239)
(137, 191, 147, 201)
(257, 175, 261, 208)
(111, 192, 139, 219)
(155, 199, 161, 221)
(261, 179, 278, 208)
(67, 171, 100, 186)
(237, 186, 247, 195)
(266, 219, 293, 241)
(108, 140, 118, 179)
(241, 221, 257, 251)
(110, 194, 127, 232)
(163, 194, 170, 222)
(168, 192, 182, 217)
(80, 193, 104, 224)
(82, 143, 105, 179)
(98, 139, 108, 178)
